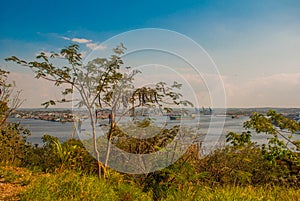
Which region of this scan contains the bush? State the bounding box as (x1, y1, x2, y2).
(0, 122, 31, 166)
(196, 145, 298, 186)
(0, 68, 30, 166)
(23, 136, 97, 173)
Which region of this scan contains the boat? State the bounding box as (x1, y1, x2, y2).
(169, 114, 195, 120)
(198, 107, 214, 115)
(294, 114, 300, 122)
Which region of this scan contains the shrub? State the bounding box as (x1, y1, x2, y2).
(0, 68, 29, 166)
(0, 122, 31, 166)
(23, 135, 97, 173)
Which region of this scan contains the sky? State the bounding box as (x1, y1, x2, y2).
(0, 0, 300, 108)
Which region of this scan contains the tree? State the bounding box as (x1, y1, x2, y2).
(243, 110, 300, 163)
(6, 44, 192, 178)
(0, 68, 23, 128)
(227, 110, 300, 176)
(0, 67, 29, 166)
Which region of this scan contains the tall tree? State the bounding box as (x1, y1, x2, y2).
(6, 44, 192, 178)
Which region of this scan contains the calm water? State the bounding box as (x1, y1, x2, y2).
(10, 116, 300, 148)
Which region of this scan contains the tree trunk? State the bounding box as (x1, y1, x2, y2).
(104, 110, 115, 176)
(89, 108, 102, 179)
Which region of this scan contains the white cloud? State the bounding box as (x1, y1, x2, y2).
(86, 43, 106, 50)
(60, 36, 92, 44)
(61, 36, 70, 41)
(71, 38, 92, 43)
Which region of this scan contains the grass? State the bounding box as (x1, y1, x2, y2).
(11, 168, 298, 201)
(164, 185, 300, 201)
(0, 166, 33, 185)
(0, 166, 35, 200)
(19, 170, 152, 201)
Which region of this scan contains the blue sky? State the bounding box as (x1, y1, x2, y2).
(1, 0, 300, 107)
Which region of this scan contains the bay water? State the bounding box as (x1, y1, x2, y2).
(10, 115, 300, 149)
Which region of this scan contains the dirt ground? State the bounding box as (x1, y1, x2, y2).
(0, 182, 26, 201)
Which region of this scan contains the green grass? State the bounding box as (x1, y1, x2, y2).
(164, 185, 300, 201)
(18, 169, 300, 201)
(20, 171, 152, 201)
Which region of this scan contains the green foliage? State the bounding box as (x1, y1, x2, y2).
(226, 131, 253, 147)
(23, 135, 97, 173)
(224, 110, 300, 186)
(1, 112, 300, 200)
(110, 125, 179, 154)
(0, 67, 29, 166)
(0, 122, 30, 166)
(243, 110, 300, 175)
(2, 67, 300, 199)
(48, 136, 78, 171)
(196, 146, 293, 186)
(6, 44, 193, 178)
(5, 44, 190, 111)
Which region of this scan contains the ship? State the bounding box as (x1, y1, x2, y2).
(169, 114, 195, 120)
(195, 107, 214, 115)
